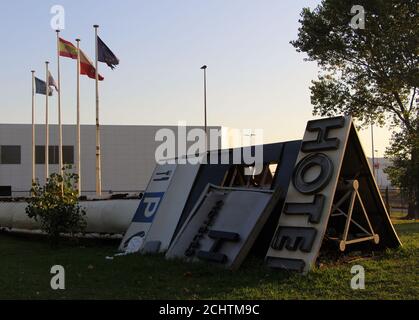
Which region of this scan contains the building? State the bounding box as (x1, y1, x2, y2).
(368, 157, 393, 189)
(0, 124, 235, 197)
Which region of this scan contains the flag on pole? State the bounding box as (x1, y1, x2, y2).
(80, 49, 104, 80)
(35, 77, 53, 96)
(59, 37, 78, 59)
(48, 71, 59, 92)
(97, 36, 119, 69)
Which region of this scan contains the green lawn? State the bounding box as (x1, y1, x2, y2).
(0, 220, 417, 300)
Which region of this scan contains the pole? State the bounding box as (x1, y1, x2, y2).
(200, 65, 208, 151)
(94, 25, 102, 196)
(76, 38, 81, 196)
(45, 61, 50, 182)
(56, 30, 63, 177)
(31, 70, 35, 187)
(371, 123, 375, 179)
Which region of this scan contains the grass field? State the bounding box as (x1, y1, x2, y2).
(0, 220, 417, 300)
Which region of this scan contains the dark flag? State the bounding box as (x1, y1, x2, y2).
(35, 77, 53, 96)
(97, 36, 120, 69)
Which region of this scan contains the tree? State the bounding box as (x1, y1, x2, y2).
(384, 128, 419, 218)
(291, 0, 418, 218)
(26, 166, 86, 244)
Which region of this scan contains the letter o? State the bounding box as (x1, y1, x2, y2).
(292, 153, 333, 194)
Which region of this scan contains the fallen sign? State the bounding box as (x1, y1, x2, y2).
(142, 160, 201, 253)
(266, 116, 401, 273)
(166, 184, 282, 270)
(120, 115, 401, 273)
(119, 155, 202, 252)
(119, 163, 178, 251)
(120, 142, 297, 254)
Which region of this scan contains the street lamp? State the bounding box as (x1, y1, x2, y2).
(201, 65, 207, 151)
(245, 132, 256, 146)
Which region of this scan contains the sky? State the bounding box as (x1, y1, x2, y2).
(0, 0, 391, 156)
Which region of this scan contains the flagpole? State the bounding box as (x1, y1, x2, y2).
(56, 30, 63, 178)
(76, 38, 81, 196)
(45, 61, 50, 182)
(31, 70, 36, 187)
(94, 24, 102, 196)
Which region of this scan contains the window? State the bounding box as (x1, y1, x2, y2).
(63, 146, 74, 164)
(35, 146, 74, 164)
(1, 145, 21, 164)
(35, 146, 45, 164)
(49, 146, 59, 165)
(36, 146, 55, 164)
(0, 186, 12, 197)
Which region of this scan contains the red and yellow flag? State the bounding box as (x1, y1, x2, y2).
(59, 37, 78, 59)
(59, 37, 104, 81)
(80, 49, 104, 81)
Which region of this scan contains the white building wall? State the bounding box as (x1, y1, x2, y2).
(368, 157, 393, 189)
(0, 124, 226, 197)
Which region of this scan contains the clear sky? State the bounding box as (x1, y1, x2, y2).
(0, 0, 390, 156)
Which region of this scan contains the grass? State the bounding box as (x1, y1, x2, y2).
(0, 220, 417, 300)
(390, 210, 409, 219)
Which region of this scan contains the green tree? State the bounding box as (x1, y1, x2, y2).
(291, 0, 418, 218)
(26, 166, 86, 244)
(384, 128, 419, 218)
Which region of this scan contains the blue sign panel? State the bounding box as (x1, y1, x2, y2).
(132, 192, 165, 223)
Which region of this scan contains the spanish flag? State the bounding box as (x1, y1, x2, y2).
(59, 37, 78, 59)
(80, 49, 104, 81)
(60, 37, 103, 81)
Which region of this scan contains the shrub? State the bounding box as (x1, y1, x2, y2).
(26, 165, 86, 244)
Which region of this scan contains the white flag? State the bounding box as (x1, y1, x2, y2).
(48, 71, 59, 92)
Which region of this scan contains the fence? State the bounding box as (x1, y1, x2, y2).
(0, 187, 410, 218)
(379, 188, 409, 218)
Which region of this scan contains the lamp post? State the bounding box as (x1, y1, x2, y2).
(371, 123, 375, 178)
(200, 65, 207, 151)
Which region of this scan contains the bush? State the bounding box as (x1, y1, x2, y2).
(26, 166, 86, 244)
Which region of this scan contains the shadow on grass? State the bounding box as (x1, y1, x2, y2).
(0, 228, 120, 247)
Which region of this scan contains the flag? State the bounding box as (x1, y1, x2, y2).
(80, 49, 104, 81)
(48, 71, 59, 92)
(97, 36, 119, 69)
(59, 37, 78, 59)
(35, 77, 53, 96)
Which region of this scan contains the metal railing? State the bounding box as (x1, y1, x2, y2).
(0, 189, 144, 201)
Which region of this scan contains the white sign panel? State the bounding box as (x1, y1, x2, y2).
(166, 185, 273, 270)
(143, 162, 201, 252)
(119, 164, 177, 251)
(266, 116, 350, 272)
